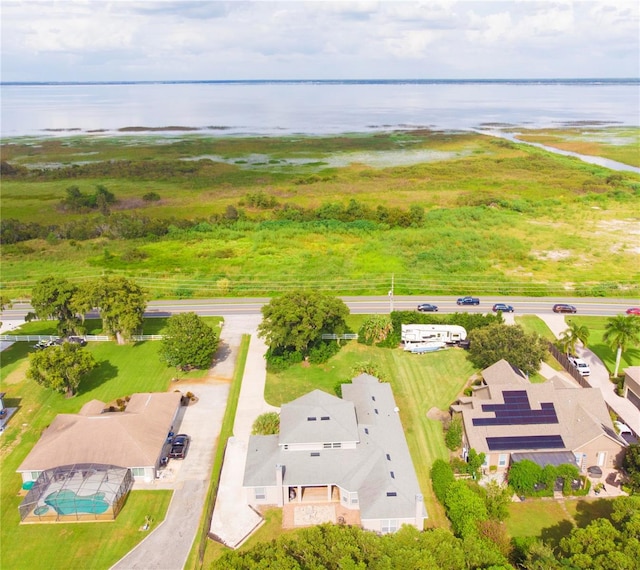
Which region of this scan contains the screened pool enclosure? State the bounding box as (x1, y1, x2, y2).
(19, 463, 133, 523)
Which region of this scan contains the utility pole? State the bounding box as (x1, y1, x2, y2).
(388, 274, 394, 314)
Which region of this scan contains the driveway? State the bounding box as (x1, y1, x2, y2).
(111, 317, 259, 570)
(538, 314, 640, 436)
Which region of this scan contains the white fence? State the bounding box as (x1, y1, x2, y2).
(321, 333, 359, 340)
(0, 334, 163, 342)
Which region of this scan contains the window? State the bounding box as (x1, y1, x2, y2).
(498, 454, 508, 467)
(390, 471, 395, 479)
(386, 453, 391, 461)
(255, 487, 266, 500)
(310, 452, 320, 457)
(386, 491, 397, 497)
(364, 428, 369, 434)
(324, 443, 332, 449)
(307, 416, 317, 421)
(381, 519, 398, 534)
(332, 442, 341, 448)
(350, 496, 359, 504)
(131, 467, 145, 477)
(31, 471, 42, 481)
(374, 408, 379, 415)
(321, 416, 330, 421)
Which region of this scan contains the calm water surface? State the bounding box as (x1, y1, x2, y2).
(1, 80, 638, 137)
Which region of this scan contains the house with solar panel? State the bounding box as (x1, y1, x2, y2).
(451, 360, 627, 473)
(243, 374, 427, 534)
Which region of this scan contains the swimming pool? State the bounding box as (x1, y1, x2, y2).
(44, 489, 110, 515)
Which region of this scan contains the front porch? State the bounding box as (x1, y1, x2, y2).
(282, 501, 362, 529)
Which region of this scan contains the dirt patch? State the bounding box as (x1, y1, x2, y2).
(426, 407, 450, 422)
(532, 249, 572, 261)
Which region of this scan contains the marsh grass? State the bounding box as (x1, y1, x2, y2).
(2, 130, 639, 298)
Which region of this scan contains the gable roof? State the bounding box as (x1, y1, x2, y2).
(18, 392, 181, 472)
(459, 364, 626, 455)
(244, 374, 425, 523)
(481, 359, 528, 386)
(279, 389, 359, 445)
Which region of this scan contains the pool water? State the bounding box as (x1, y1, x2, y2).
(44, 489, 109, 515)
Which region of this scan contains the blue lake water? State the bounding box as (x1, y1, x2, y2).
(1, 79, 638, 138)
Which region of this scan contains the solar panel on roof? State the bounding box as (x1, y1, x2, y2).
(473, 390, 558, 426)
(486, 435, 565, 451)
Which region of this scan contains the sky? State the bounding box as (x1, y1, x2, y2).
(1, 1, 638, 82)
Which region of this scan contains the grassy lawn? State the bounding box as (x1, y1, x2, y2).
(505, 497, 618, 550)
(265, 340, 477, 528)
(0, 317, 223, 570)
(0, 490, 172, 570)
(567, 316, 640, 374)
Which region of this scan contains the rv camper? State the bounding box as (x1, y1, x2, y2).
(401, 324, 467, 346)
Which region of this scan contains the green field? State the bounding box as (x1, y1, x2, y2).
(1, 129, 639, 299)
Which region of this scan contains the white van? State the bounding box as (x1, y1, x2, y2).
(568, 355, 590, 376)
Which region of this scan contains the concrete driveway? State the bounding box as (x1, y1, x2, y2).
(111, 317, 259, 570)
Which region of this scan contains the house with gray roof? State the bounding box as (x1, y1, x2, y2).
(243, 374, 427, 534)
(451, 360, 627, 472)
(18, 392, 181, 484)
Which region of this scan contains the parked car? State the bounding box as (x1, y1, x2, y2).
(553, 303, 577, 313)
(33, 340, 49, 350)
(613, 421, 632, 436)
(626, 307, 640, 315)
(457, 296, 480, 306)
(168, 434, 190, 459)
(66, 336, 87, 346)
(417, 303, 438, 312)
(492, 303, 514, 313)
(568, 355, 591, 376)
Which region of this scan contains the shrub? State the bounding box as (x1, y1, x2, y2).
(508, 460, 542, 495)
(265, 347, 303, 372)
(142, 191, 161, 202)
(307, 341, 341, 364)
(444, 480, 488, 537)
(445, 416, 463, 451)
(431, 459, 455, 504)
(252, 412, 280, 435)
(350, 360, 387, 381)
(358, 315, 393, 345)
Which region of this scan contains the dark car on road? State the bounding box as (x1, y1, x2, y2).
(169, 434, 190, 459)
(553, 303, 577, 314)
(492, 303, 514, 313)
(417, 303, 438, 312)
(457, 296, 480, 306)
(627, 307, 640, 315)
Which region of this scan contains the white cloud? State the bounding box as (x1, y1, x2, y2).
(1, 0, 637, 81)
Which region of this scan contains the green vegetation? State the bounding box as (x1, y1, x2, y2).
(160, 312, 220, 370)
(2, 130, 639, 299)
(566, 316, 640, 374)
(251, 411, 280, 435)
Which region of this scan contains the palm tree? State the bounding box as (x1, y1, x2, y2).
(603, 315, 640, 377)
(558, 321, 590, 356)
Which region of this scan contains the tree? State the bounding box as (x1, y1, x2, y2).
(622, 443, 640, 493)
(258, 290, 349, 356)
(30, 276, 81, 335)
(444, 480, 488, 537)
(558, 321, 590, 355)
(508, 459, 542, 495)
(86, 276, 147, 344)
(445, 416, 463, 451)
(160, 312, 219, 370)
(358, 314, 393, 345)
(27, 343, 97, 397)
(467, 323, 547, 376)
(603, 315, 640, 377)
(251, 412, 280, 435)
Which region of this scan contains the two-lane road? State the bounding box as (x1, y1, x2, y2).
(1, 295, 637, 323)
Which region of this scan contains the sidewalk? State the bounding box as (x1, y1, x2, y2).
(209, 331, 280, 548)
(538, 314, 640, 436)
